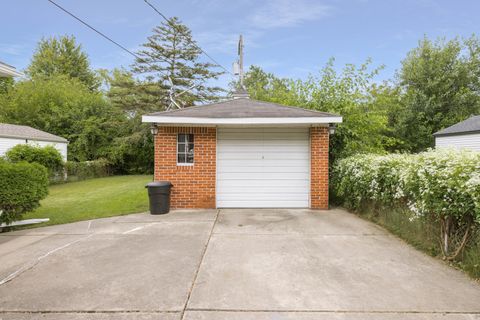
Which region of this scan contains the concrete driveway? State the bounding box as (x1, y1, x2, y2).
(0, 208, 479, 320)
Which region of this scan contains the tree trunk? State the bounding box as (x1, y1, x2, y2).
(440, 215, 472, 261)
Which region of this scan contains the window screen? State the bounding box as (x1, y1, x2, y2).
(177, 134, 194, 164)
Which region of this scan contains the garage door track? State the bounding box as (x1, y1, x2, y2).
(1, 208, 480, 319)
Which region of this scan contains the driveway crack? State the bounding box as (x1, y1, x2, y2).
(0, 234, 93, 286)
(180, 209, 220, 320)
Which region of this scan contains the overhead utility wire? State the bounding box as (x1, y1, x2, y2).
(143, 0, 234, 76)
(47, 0, 211, 108)
(47, 0, 169, 79)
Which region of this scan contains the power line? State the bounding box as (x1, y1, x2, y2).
(47, 0, 166, 77)
(47, 0, 214, 109)
(143, 0, 234, 76)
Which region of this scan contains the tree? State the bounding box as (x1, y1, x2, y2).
(132, 17, 223, 109)
(99, 68, 163, 115)
(242, 59, 393, 162)
(0, 75, 125, 161)
(394, 36, 480, 152)
(98, 68, 156, 173)
(27, 35, 99, 90)
(0, 77, 14, 95)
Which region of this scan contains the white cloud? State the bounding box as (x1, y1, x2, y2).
(249, 0, 331, 29)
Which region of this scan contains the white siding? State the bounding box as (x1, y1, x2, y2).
(0, 137, 68, 160)
(28, 140, 68, 161)
(435, 133, 480, 152)
(217, 127, 310, 208)
(0, 137, 27, 157)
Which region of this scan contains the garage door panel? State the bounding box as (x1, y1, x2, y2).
(218, 144, 309, 153)
(219, 159, 309, 167)
(217, 128, 310, 208)
(218, 140, 308, 147)
(219, 132, 308, 140)
(218, 166, 309, 173)
(218, 152, 308, 160)
(215, 185, 308, 193)
(218, 172, 310, 180)
(216, 200, 309, 208)
(218, 179, 310, 188)
(218, 127, 309, 133)
(217, 193, 309, 201)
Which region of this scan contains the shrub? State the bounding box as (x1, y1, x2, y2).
(6, 144, 64, 175)
(65, 159, 111, 182)
(333, 149, 480, 261)
(0, 161, 49, 225)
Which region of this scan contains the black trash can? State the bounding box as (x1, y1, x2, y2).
(145, 181, 172, 214)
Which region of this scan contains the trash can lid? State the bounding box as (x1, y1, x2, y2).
(145, 181, 172, 188)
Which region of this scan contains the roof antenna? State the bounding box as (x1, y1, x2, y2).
(166, 77, 181, 111)
(232, 35, 249, 99)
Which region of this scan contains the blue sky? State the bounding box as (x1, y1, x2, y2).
(1, 0, 479, 88)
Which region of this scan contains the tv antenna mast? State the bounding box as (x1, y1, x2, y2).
(233, 35, 245, 90)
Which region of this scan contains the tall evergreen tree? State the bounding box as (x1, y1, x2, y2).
(99, 68, 163, 115)
(27, 35, 99, 90)
(132, 17, 224, 109)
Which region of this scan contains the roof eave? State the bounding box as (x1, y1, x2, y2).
(0, 134, 68, 143)
(433, 129, 480, 137)
(0, 64, 22, 77)
(142, 115, 343, 125)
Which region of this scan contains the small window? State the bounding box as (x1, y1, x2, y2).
(177, 134, 194, 165)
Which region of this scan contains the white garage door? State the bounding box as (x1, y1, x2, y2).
(217, 127, 310, 208)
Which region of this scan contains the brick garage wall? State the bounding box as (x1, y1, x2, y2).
(310, 127, 329, 209)
(154, 126, 216, 209)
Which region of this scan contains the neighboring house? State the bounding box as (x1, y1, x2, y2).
(0, 61, 22, 77)
(434, 115, 480, 151)
(0, 123, 68, 160)
(142, 95, 342, 209)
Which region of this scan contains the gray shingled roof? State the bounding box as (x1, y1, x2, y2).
(146, 98, 339, 118)
(433, 115, 480, 136)
(0, 123, 68, 143)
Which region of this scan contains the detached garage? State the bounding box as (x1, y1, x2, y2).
(434, 115, 480, 152)
(0, 123, 68, 160)
(142, 96, 342, 209)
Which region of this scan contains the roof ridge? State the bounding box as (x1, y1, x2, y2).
(152, 98, 237, 115)
(145, 97, 339, 117)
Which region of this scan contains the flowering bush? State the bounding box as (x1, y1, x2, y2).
(333, 149, 480, 259)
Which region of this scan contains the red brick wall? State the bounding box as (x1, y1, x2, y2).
(154, 126, 216, 209)
(310, 127, 329, 209)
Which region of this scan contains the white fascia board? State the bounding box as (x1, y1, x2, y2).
(0, 134, 68, 143)
(142, 115, 343, 125)
(0, 64, 22, 77)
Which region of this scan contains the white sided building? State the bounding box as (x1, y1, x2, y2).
(0, 123, 68, 160)
(434, 115, 480, 152)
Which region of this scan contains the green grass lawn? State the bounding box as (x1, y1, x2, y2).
(23, 175, 153, 227)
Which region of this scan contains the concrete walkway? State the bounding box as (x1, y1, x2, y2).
(0, 208, 479, 319)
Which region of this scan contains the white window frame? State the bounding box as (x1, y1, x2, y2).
(177, 133, 194, 166)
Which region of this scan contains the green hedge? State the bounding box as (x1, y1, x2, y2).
(6, 144, 64, 182)
(0, 161, 49, 225)
(65, 159, 111, 182)
(332, 149, 480, 261)
(6, 144, 64, 172)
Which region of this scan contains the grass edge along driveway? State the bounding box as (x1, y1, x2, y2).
(22, 175, 152, 227)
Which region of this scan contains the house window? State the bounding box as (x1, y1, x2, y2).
(177, 134, 194, 165)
